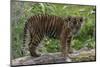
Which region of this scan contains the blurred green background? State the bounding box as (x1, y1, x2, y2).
(11, 1, 96, 59)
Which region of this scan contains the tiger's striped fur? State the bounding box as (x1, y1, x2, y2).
(23, 14, 83, 58)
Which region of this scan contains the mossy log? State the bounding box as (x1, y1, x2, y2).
(11, 49, 96, 66)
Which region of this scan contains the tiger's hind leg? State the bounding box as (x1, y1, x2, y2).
(29, 43, 40, 57)
(28, 34, 43, 57)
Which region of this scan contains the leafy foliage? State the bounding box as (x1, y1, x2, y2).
(11, 2, 96, 59)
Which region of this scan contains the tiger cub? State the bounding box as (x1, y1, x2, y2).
(23, 15, 83, 58)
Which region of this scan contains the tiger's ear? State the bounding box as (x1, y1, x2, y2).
(80, 17, 83, 22)
(64, 16, 71, 22)
(67, 16, 71, 21)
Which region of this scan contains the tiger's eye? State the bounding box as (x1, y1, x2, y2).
(73, 19, 77, 25)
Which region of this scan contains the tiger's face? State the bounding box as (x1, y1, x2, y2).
(64, 16, 84, 34)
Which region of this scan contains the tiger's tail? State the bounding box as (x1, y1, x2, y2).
(23, 22, 27, 45)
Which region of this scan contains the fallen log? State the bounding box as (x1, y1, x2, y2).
(11, 49, 96, 66)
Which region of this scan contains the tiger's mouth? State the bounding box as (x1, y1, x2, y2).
(73, 30, 80, 37)
(72, 29, 79, 35)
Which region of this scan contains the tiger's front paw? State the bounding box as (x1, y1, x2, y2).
(65, 57, 72, 62)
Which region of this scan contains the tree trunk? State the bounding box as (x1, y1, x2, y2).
(11, 49, 95, 66)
